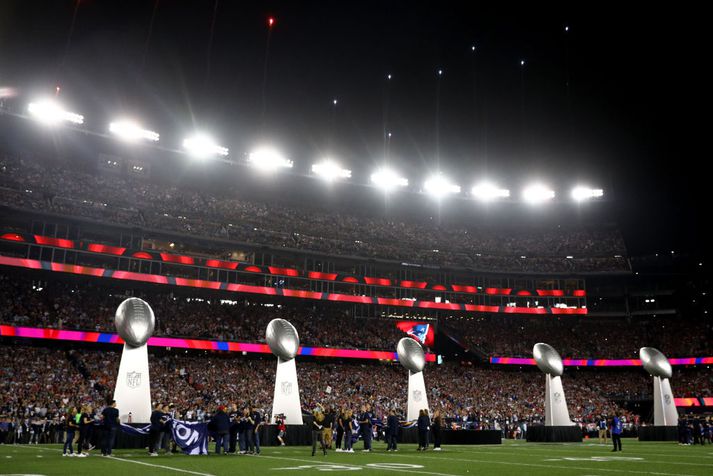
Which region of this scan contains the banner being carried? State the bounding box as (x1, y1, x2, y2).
(120, 419, 209, 455)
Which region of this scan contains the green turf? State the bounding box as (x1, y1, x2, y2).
(1, 440, 711, 475)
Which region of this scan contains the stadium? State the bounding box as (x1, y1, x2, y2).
(0, 1, 710, 475)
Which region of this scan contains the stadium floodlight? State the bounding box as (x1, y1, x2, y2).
(571, 186, 604, 202)
(370, 167, 408, 192)
(109, 120, 159, 142)
(471, 182, 510, 201)
(182, 134, 229, 158)
(27, 98, 84, 125)
(248, 146, 293, 172)
(522, 184, 555, 204)
(312, 159, 351, 181)
(424, 174, 461, 198)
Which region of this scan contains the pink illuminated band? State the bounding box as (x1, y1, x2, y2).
(490, 356, 713, 367)
(0, 255, 587, 316)
(0, 324, 437, 362)
(674, 397, 713, 407)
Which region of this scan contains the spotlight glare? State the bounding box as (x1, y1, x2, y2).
(571, 186, 604, 202)
(248, 146, 293, 171)
(182, 134, 228, 158)
(471, 182, 510, 201)
(312, 159, 351, 181)
(424, 174, 460, 198)
(370, 168, 408, 192)
(0, 86, 18, 98)
(27, 99, 84, 125)
(522, 184, 555, 204)
(109, 120, 159, 142)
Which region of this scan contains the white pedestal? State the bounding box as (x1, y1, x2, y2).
(545, 374, 573, 426)
(271, 357, 303, 425)
(653, 376, 678, 426)
(407, 370, 429, 422)
(113, 343, 152, 423)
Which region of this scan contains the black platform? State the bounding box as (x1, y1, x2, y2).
(637, 426, 678, 441)
(526, 425, 582, 442)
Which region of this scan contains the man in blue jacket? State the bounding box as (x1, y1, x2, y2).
(358, 405, 373, 452)
(148, 403, 165, 456)
(385, 410, 399, 451)
(611, 413, 623, 452)
(211, 406, 230, 454)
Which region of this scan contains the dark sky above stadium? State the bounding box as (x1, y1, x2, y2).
(0, 1, 707, 256)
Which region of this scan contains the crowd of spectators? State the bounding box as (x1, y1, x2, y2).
(442, 315, 713, 359)
(0, 345, 638, 428)
(0, 153, 629, 273)
(0, 273, 404, 351)
(2, 273, 710, 360)
(2, 342, 710, 443)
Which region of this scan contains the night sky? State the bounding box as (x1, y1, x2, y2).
(0, 1, 707, 256)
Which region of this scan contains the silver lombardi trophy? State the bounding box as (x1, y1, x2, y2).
(266, 318, 303, 424)
(396, 337, 429, 421)
(113, 298, 155, 423)
(533, 343, 574, 426)
(640, 347, 678, 426)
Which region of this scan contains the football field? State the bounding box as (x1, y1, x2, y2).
(1, 440, 711, 475)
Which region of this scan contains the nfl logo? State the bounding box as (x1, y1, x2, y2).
(126, 371, 141, 389)
(553, 392, 562, 404)
(281, 381, 292, 395)
(412, 390, 423, 402)
(664, 394, 671, 405)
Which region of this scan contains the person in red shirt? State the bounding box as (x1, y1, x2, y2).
(276, 414, 287, 446)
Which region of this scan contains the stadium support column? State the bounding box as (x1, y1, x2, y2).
(545, 374, 573, 426)
(653, 376, 678, 426)
(114, 342, 152, 423)
(272, 356, 303, 424)
(407, 370, 430, 422)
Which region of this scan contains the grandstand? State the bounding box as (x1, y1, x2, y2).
(0, 2, 711, 475)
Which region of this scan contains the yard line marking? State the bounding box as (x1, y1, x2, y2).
(6, 445, 215, 476)
(256, 454, 460, 476)
(491, 444, 713, 459)
(383, 451, 696, 476)
(108, 456, 216, 476)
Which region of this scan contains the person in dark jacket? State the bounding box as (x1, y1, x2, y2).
(417, 409, 430, 451)
(386, 410, 399, 451)
(100, 400, 119, 456)
(240, 407, 255, 454)
(342, 410, 354, 452)
(210, 406, 230, 454)
(432, 410, 443, 451)
(358, 404, 373, 452)
(610, 413, 623, 452)
(335, 408, 345, 451)
(228, 404, 239, 454)
(149, 403, 166, 456)
(63, 408, 79, 456)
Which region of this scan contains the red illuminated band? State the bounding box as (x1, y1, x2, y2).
(490, 356, 713, 367)
(0, 324, 437, 362)
(0, 256, 587, 315)
(0, 232, 588, 297)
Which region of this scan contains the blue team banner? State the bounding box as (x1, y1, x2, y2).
(170, 420, 209, 455)
(119, 419, 209, 455)
(119, 422, 151, 436)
